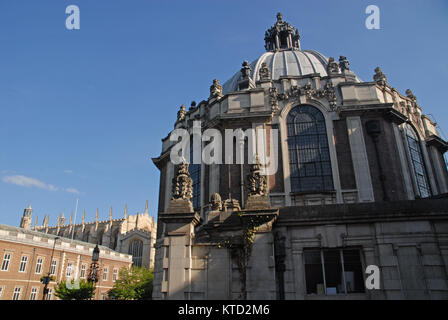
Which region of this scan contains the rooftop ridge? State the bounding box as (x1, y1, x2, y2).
(0, 224, 131, 257)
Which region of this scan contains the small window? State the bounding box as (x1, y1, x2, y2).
(103, 267, 108, 281)
(35, 258, 43, 274)
(304, 248, 365, 295)
(66, 262, 73, 278)
(30, 287, 39, 300)
(279, 31, 288, 48)
(101, 292, 107, 300)
(80, 264, 86, 278)
(0, 286, 4, 298)
(19, 256, 28, 273)
(46, 288, 52, 300)
(50, 260, 57, 275)
(12, 287, 21, 300)
(304, 250, 324, 294)
(1, 253, 11, 271)
(113, 268, 118, 281)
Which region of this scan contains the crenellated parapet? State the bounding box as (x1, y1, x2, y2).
(25, 201, 157, 268)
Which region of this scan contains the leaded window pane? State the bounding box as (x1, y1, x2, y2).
(405, 125, 431, 198)
(287, 105, 333, 193)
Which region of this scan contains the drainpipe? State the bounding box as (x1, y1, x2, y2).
(274, 232, 286, 300)
(239, 138, 245, 208)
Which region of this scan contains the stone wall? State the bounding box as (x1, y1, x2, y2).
(153, 197, 448, 300)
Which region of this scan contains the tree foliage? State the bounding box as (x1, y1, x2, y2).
(108, 266, 153, 300)
(54, 279, 95, 300)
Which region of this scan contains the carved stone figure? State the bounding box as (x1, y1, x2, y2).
(209, 79, 223, 99)
(240, 61, 251, 79)
(210, 193, 223, 211)
(172, 161, 193, 201)
(406, 89, 417, 102)
(247, 155, 268, 197)
(327, 57, 340, 74)
(177, 105, 187, 122)
(373, 67, 387, 87)
(339, 56, 350, 72)
(259, 62, 271, 81)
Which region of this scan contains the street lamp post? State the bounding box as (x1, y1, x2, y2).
(41, 236, 59, 300)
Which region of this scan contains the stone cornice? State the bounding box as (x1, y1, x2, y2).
(277, 197, 448, 227)
(426, 135, 448, 152)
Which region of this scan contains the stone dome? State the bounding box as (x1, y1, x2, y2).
(222, 50, 332, 94)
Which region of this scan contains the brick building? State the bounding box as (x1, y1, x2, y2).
(22, 201, 156, 269)
(0, 224, 132, 300)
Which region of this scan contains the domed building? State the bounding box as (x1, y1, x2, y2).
(152, 13, 448, 300)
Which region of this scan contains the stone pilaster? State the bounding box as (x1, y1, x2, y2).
(154, 194, 200, 299)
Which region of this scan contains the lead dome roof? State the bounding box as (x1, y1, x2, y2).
(222, 13, 360, 95)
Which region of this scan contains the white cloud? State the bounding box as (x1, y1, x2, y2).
(2, 175, 59, 191)
(65, 187, 80, 195)
(2, 175, 81, 195)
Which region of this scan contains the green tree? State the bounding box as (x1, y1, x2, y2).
(54, 279, 95, 300)
(108, 266, 153, 300)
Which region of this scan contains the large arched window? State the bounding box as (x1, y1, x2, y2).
(404, 124, 431, 198)
(128, 239, 143, 267)
(287, 105, 333, 193)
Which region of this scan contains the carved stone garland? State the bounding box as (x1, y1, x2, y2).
(269, 81, 338, 111)
(269, 87, 279, 112)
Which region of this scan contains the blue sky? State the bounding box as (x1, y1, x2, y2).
(0, 0, 447, 227)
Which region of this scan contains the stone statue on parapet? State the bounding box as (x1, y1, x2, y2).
(209, 79, 223, 99)
(373, 67, 388, 87)
(327, 57, 340, 75)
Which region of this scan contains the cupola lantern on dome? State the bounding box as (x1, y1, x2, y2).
(264, 12, 301, 52)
